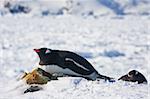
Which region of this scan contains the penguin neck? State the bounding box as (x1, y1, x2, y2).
(39, 59, 58, 65)
(39, 56, 62, 66)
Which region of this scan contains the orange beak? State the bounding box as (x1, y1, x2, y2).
(34, 49, 40, 52)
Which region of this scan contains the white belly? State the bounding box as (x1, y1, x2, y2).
(39, 65, 80, 76)
(38, 65, 97, 80)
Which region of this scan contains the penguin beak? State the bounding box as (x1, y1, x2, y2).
(34, 49, 40, 52)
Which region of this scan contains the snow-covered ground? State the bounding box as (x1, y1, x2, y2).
(0, 0, 150, 99)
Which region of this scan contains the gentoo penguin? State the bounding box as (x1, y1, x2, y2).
(118, 70, 147, 84)
(34, 48, 113, 81)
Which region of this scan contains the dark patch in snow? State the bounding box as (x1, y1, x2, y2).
(41, 10, 50, 16)
(41, 9, 64, 16)
(4, 2, 30, 14)
(140, 12, 150, 16)
(100, 50, 125, 58)
(71, 78, 82, 86)
(98, 0, 125, 15)
(111, 16, 124, 19)
(81, 11, 94, 17)
(77, 52, 93, 59)
(128, 0, 149, 6)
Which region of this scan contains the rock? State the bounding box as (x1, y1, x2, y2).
(24, 86, 42, 93)
(21, 68, 58, 85)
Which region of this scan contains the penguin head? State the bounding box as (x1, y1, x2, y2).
(128, 70, 139, 77)
(34, 48, 51, 55)
(34, 48, 57, 65)
(34, 48, 51, 60)
(34, 48, 51, 56)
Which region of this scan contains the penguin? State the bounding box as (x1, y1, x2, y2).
(34, 48, 113, 81)
(118, 70, 147, 84)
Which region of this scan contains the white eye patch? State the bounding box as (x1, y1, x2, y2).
(128, 74, 132, 77)
(45, 49, 51, 54)
(135, 71, 138, 75)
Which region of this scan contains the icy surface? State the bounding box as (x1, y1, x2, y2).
(0, 0, 149, 16)
(0, 15, 149, 99)
(0, 0, 149, 99)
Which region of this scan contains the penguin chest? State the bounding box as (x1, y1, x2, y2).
(39, 65, 81, 76)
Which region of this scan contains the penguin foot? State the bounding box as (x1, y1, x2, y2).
(97, 74, 115, 82)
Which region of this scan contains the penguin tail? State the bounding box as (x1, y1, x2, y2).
(97, 74, 115, 82)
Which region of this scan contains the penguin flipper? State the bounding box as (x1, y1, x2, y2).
(64, 58, 93, 75)
(97, 74, 115, 82)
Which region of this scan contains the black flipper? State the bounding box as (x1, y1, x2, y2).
(64, 59, 93, 75)
(97, 74, 115, 82)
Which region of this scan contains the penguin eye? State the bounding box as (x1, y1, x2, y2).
(45, 49, 51, 54)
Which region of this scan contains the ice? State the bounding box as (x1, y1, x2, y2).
(100, 50, 125, 58)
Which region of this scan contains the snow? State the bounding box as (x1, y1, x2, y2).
(0, 0, 149, 16)
(0, 0, 149, 99)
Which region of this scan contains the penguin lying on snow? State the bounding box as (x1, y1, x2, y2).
(118, 70, 147, 84)
(34, 48, 113, 81)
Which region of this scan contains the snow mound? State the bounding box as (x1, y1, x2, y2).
(0, 0, 149, 16)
